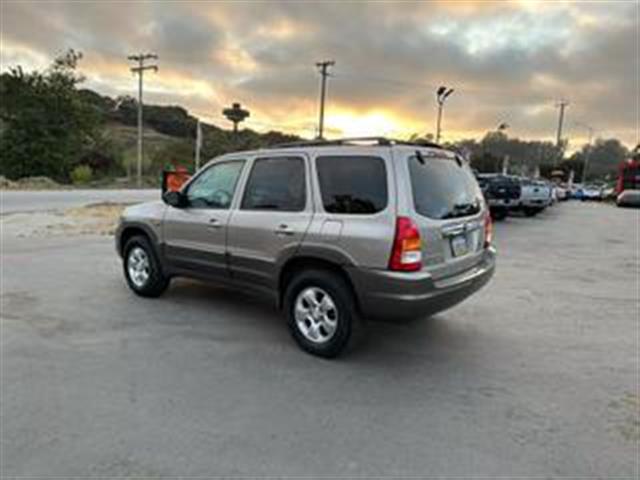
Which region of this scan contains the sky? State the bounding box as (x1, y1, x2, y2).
(1, 0, 638, 149)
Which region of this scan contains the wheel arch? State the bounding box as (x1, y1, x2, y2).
(117, 222, 160, 257)
(277, 255, 360, 312)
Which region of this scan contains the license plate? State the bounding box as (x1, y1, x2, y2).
(451, 234, 469, 257)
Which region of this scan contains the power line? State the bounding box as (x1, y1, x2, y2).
(315, 60, 335, 140)
(127, 53, 158, 187)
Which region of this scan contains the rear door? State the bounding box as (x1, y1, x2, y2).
(226, 154, 313, 291)
(163, 159, 246, 279)
(404, 152, 486, 280)
(303, 152, 396, 269)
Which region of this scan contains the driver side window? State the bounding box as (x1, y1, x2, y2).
(186, 160, 245, 209)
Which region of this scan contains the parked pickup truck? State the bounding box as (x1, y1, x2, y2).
(476, 174, 521, 220)
(518, 178, 552, 216)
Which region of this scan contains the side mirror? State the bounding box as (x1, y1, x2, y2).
(162, 190, 187, 208)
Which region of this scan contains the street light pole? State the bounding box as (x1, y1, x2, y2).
(435, 86, 454, 143)
(128, 53, 158, 187)
(555, 100, 569, 166)
(575, 122, 594, 183)
(436, 102, 443, 143)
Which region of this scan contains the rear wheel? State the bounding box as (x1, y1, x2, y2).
(491, 207, 508, 221)
(123, 235, 170, 297)
(284, 269, 359, 358)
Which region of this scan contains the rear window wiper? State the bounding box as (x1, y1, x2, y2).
(441, 203, 478, 219)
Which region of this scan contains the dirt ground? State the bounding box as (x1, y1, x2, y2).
(1, 202, 128, 237)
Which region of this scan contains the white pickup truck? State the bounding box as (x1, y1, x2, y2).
(518, 178, 552, 216)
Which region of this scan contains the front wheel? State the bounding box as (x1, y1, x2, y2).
(523, 207, 538, 217)
(284, 269, 359, 358)
(123, 235, 170, 297)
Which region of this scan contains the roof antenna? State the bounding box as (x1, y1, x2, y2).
(415, 150, 426, 165)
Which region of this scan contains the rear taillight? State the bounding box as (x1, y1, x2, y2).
(484, 210, 493, 247)
(389, 217, 422, 271)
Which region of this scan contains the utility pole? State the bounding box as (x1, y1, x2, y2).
(555, 100, 569, 165)
(128, 53, 158, 187)
(435, 85, 454, 143)
(194, 119, 202, 171)
(315, 60, 335, 139)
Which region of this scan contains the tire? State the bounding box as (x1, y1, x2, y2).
(123, 235, 170, 297)
(491, 208, 508, 221)
(523, 207, 538, 217)
(284, 269, 360, 358)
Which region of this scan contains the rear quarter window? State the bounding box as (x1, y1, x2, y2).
(408, 155, 482, 219)
(316, 156, 387, 214)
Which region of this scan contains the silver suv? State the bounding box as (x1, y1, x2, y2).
(116, 138, 496, 357)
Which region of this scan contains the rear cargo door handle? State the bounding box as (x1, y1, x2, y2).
(441, 224, 465, 237)
(274, 224, 295, 236)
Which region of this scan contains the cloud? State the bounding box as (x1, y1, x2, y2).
(1, 0, 637, 147)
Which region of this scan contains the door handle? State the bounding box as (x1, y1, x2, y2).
(274, 224, 295, 236)
(208, 218, 222, 229)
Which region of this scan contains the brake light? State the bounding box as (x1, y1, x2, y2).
(389, 217, 422, 271)
(484, 210, 493, 247)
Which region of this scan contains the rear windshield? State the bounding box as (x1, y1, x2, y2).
(408, 155, 483, 219)
(489, 176, 519, 187)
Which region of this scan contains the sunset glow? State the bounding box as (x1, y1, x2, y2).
(1, 1, 636, 147)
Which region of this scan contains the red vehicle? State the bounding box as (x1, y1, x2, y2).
(615, 152, 640, 207)
(615, 158, 640, 195)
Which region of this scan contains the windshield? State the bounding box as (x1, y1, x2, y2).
(408, 155, 483, 219)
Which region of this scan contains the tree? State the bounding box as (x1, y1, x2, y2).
(0, 49, 100, 180)
(568, 138, 629, 180)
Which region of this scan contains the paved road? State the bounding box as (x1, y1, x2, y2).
(1, 189, 159, 214)
(1, 203, 636, 477)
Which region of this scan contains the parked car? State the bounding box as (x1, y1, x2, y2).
(555, 185, 569, 201)
(602, 186, 616, 201)
(579, 184, 604, 201)
(518, 178, 552, 216)
(116, 138, 496, 357)
(568, 183, 583, 200)
(616, 189, 640, 208)
(476, 173, 521, 220)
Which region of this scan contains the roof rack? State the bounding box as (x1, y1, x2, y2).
(269, 136, 446, 150)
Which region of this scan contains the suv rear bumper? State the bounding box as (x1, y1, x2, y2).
(348, 246, 496, 320)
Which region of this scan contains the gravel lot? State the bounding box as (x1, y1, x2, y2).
(1, 189, 158, 214)
(1, 201, 637, 478)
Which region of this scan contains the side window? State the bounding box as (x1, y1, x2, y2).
(316, 156, 387, 214)
(241, 157, 306, 211)
(186, 161, 245, 209)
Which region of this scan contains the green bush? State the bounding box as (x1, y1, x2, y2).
(70, 165, 92, 184)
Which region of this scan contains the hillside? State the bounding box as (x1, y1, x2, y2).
(79, 89, 303, 177)
(0, 55, 303, 184)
